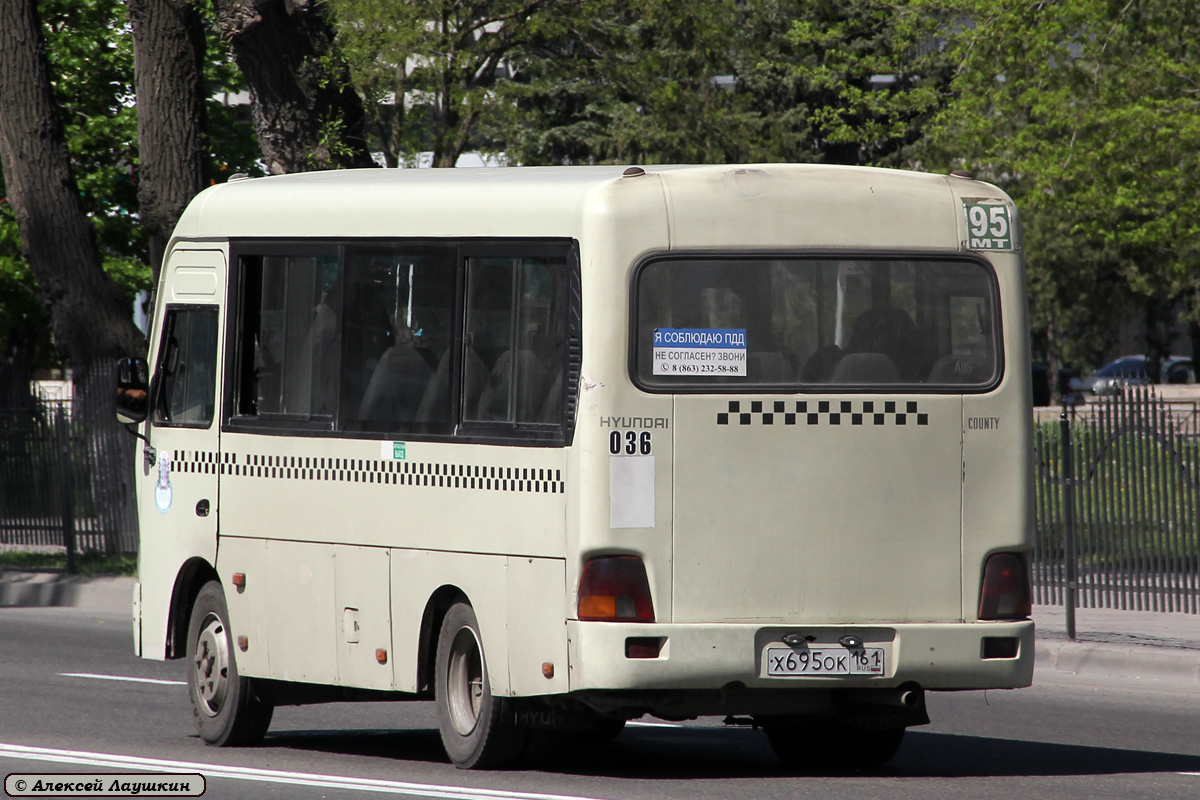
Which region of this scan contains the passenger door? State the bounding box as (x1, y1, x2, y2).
(135, 249, 225, 658)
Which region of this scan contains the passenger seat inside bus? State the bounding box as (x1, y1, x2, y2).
(358, 335, 433, 426)
(415, 347, 489, 425)
(831, 352, 901, 383)
(475, 349, 548, 423)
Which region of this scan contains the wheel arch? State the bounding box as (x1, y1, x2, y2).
(416, 585, 470, 697)
(167, 557, 220, 659)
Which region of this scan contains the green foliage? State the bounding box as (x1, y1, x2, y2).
(201, 3, 268, 182)
(912, 0, 1200, 370)
(1, 0, 263, 371)
(0, 548, 137, 575)
(491, 0, 756, 165)
(6, 0, 1198, 378)
(330, 0, 577, 167)
(1, 0, 143, 369)
(741, 0, 953, 166)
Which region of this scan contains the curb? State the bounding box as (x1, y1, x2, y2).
(1035, 639, 1200, 685)
(0, 572, 133, 611)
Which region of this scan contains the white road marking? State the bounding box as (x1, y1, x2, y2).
(59, 672, 186, 686)
(0, 744, 613, 800)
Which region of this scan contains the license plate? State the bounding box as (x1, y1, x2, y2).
(765, 646, 885, 676)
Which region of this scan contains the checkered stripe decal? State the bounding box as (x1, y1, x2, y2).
(716, 400, 929, 427)
(170, 451, 564, 494)
(170, 450, 220, 474)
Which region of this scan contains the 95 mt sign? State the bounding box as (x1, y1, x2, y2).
(964, 202, 1013, 251)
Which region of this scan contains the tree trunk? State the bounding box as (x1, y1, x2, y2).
(128, 0, 210, 284)
(213, 0, 377, 173)
(0, 0, 145, 552)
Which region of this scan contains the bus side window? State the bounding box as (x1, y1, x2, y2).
(235, 253, 339, 421)
(153, 306, 218, 427)
(344, 246, 456, 434)
(463, 256, 566, 428)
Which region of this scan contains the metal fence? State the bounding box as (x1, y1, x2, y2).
(1033, 386, 1200, 624)
(0, 367, 138, 558)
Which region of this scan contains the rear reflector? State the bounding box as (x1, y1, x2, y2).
(578, 556, 655, 622)
(978, 553, 1032, 620)
(981, 637, 1019, 659)
(625, 637, 665, 659)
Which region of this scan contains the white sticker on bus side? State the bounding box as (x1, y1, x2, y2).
(609, 455, 655, 529)
(381, 441, 406, 460)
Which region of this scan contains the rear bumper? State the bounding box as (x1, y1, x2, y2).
(567, 619, 1034, 695)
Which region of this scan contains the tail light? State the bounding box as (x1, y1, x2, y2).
(978, 553, 1032, 620)
(578, 556, 655, 622)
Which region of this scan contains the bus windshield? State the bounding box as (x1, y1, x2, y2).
(634, 254, 1000, 391)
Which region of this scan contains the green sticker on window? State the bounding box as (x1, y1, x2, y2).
(964, 203, 1013, 251)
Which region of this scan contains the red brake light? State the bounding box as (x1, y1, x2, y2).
(578, 556, 655, 622)
(979, 553, 1032, 620)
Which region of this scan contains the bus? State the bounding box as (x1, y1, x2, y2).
(116, 164, 1034, 770)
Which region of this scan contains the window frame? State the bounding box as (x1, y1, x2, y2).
(222, 237, 581, 447)
(628, 249, 1004, 395)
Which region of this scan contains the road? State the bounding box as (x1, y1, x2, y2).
(2, 605, 1199, 800)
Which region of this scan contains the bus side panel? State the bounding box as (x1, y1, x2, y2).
(218, 537, 338, 684)
(570, 177, 674, 623)
(217, 536, 272, 677)
(961, 254, 1034, 620)
(504, 556, 568, 696)
(218, 435, 566, 558)
(334, 545, 394, 690)
(389, 550, 509, 695)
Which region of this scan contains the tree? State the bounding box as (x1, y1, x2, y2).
(330, 0, 578, 168)
(0, 0, 146, 550)
(912, 0, 1200, 399)
(0, 0, 144, 367)
(733, 0, 955, 166)
(212, 0, 377, 172)
(491, 0, 954, 167)
(128, 0, 210, 282)
(493, 0, 754, 165)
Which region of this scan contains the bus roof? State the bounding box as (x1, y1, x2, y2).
(170, 164, 1010, 251)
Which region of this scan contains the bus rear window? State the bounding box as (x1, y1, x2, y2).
(633, 255, 1000, 391)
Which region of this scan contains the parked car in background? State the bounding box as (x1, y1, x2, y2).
(1069, 355, 1196, 396)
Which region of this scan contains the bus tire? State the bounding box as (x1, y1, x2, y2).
(186, 580, 273, 746)
(435, 602, 527, 769)
(762, 718, 905, 772)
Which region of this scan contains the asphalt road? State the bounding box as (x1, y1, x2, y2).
(2, 606, 1199, 800)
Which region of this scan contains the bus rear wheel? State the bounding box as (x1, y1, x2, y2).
(186, 580, 273, 746)
(435, 603, 528, 769)
(761, 718, 905, 772)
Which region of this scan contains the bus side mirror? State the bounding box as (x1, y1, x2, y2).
(116, 356, 150, 425)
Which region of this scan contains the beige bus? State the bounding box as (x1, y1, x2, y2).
(116, 164, 1034, 770)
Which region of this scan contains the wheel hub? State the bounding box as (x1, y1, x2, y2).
(193, 614, 229, 717)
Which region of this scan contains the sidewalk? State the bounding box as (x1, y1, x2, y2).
(0, 569, 133, 611)
(2, 569, 1198, 685)
(1033, 603, 1200, 685)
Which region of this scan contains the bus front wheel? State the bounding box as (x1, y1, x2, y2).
(186, 580, 273, 746)
(435, 603, 527, 769)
